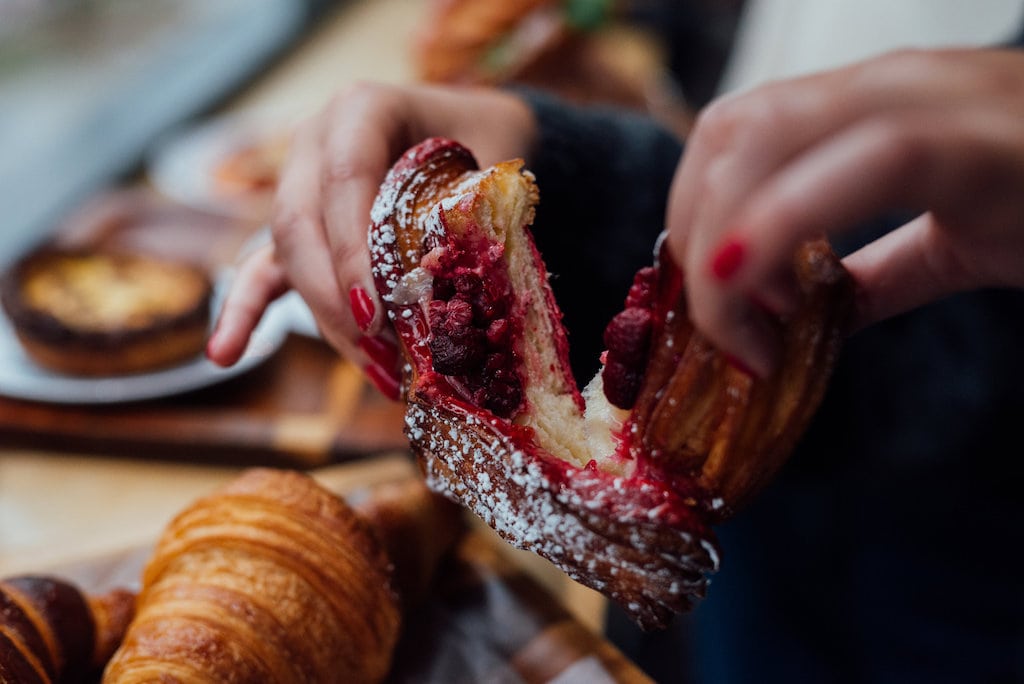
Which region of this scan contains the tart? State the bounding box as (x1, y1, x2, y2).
(1, 249, 213, 376)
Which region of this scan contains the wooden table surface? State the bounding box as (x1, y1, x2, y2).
(0, 0, 609, 635)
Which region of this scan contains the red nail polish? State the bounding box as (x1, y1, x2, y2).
(710, 238, 746, 282)
(722, 353, 755, 377)
(349, 286, 375, 333)
(364, 363, 401, 401)
(205, 325, 225, 360)
(204, 333, 219, 361)
(358, 335, 399, 370)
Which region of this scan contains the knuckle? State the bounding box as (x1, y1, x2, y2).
(323, 155, 367, 188)
(863, 118, 930, 177)
(327, 80, 406, 126)
(693, 97, 745, 152)
(859, 47, 944, 87)
(695, 88, 790, 154)
(872, 47, 933, 72)
(270, 205, 315, 254)
(331, 236, 366, 270)
(330, 80, 385, 111)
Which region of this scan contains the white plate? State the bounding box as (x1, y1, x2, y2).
(0, 276, 294, 405)
(147, 114, 286, 219)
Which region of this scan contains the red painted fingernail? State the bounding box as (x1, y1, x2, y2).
(364, 363, 401, 401)
(358, 335, 399, 370)
(205, 336, 219, 362)
(710, 238, 746, 282)
(722, 353, 755, 377)
(205, 328, 226, 364)
(349, 286, 375, 333)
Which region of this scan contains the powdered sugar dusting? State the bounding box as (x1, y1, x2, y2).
(405, 398, 717, 629)
(371, 138, 721, 631)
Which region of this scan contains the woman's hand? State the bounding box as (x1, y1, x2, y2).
(206, 82, 536, 396)
(666, 48, 1024, 377)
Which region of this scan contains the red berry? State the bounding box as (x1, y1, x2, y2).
(603, 308, 653, 366)
(602, 359, 642, 409)
(624, 267, 657, 310)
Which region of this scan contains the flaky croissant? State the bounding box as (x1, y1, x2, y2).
(103, 469, 461, 683)
(369, 138, 853, 630)
(0, 576, 134, 684)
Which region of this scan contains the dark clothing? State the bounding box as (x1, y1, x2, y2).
(521, 65, 1024, 681)
(524, 90, 680, 381)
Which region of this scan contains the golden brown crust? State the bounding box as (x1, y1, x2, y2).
(1, 249, 212, 376)
(0, 576, 135, 684)
(104, 469, 402, 684)
(632, 238, 854, 519)
(349, 478, 465, 612)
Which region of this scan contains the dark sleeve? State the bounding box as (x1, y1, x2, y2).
(518, 89, 683, 381)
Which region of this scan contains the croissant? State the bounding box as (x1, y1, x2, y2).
(0, 576, 134, 683)
(368, 138, 853, 630)
(103, 468, 462, 683)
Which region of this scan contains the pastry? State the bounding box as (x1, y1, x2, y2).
(212, 131, 290, 197)
(413, 0, 566, 85)
(1, 249, 213, 376)
(369, 138, 853, 629)
(0, 576, 134, 683)
(411, 1, 695, 138)
(103, 469, 463, 683)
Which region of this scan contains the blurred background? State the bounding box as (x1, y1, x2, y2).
(0, 0, 335, 268)
(2, 0, 1022, 271)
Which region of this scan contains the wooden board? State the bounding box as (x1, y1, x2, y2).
(0, 334, 408, 467)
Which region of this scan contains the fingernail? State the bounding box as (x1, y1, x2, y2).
(205, 329, 222, 362)
(364, 363, 401, 401)
(349, 286, 375, 333)
(710, 238, 746, 282)
(358, 335, 399, 370)
(722, 353, 755, 377)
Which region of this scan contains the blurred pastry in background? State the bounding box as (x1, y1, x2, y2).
(1, 248, 213, 376)
(147, 115, 292, 223)
(411, 0, 694, 137)
(211, 129, 291, 198)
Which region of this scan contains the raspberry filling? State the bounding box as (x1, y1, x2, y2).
(601, 267, 657, 409)
(425, 233, 524, 419)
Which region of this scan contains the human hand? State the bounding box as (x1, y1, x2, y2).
(665, 48, 1024, 378)
(206, 82, 536, 397)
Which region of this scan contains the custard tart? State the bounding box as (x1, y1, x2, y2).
(1, 249, 213, 376)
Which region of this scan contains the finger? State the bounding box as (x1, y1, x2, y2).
(320, 84, 410, 338)
(842, 213, 971, 332)
(271, 112, 352, 353)
(689, 111, 967, 375)
(404, 85, 538, 167)
(666, 49, 990, 270)
(207, 244, 289, 366)
(724, 109, 1002, 296)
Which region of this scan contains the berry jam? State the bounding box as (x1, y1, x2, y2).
(426, 232, 524, 418)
